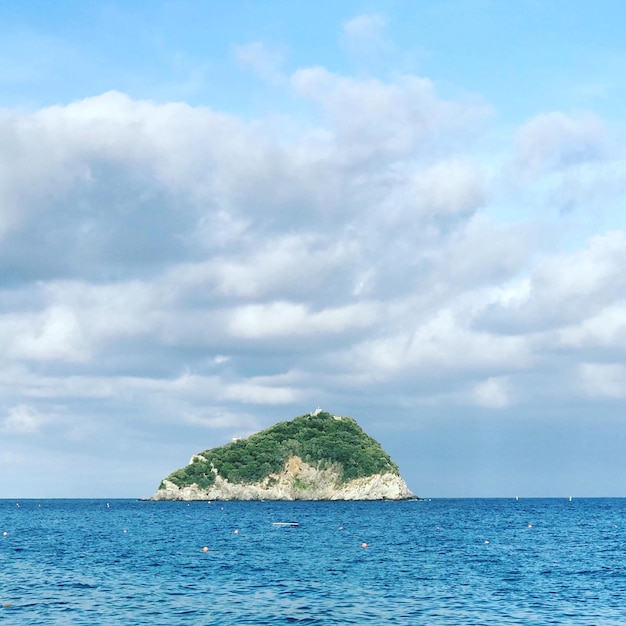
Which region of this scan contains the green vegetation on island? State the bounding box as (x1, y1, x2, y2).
(160, 411, 400, 490)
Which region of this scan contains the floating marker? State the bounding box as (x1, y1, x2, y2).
(2, 532, 7, 537)
(202, 546, 209, 552)
(361, 542, 368, 548)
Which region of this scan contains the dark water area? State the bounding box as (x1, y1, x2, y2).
(1, 498, 626, 624)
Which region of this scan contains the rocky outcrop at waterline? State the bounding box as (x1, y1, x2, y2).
(152, 410, 415, 501)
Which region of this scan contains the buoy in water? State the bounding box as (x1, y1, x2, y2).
(2, 532, 7, 537)
(234, 529, 239, 534)
(361, 542, 368, 548)
(202, 546, 209, 552)
(484, 540, 490, 544)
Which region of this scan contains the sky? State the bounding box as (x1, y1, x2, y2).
(2, 0, 626, 498)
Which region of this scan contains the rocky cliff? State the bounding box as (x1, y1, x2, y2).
(153, 455, 413, 501)
(151, 410, 415, 501)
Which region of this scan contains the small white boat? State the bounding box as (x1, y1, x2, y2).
(272, 522, 299, 527)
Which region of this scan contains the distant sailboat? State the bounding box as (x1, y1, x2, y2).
(569, 496, 573, 502)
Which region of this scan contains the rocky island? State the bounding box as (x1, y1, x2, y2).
(152, 410, 415, 501)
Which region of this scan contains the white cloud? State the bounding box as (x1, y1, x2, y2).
(557, 302, 626, 349)
(233, 41, 286, 84)
(479, 230, 626, 333)
(218, 381, 300, 405)
(349, 309, 531, 380)
(579, 363, 626, 399)
(514, 111, 605, 176)
(0, 279, 164, 364)
(1, 57, 626, 499)
(168, 234, 358, 300)
(228, 301, 379, 340)
(409, 159, 486, 216)
(291, 67, 490, 162)
(3, 306, 89, 362)
(342, 14, 387, 42)
(341, 14, 389, 61)
(181, 409, 260, 431)
(2, 405, 46, 434)
(471, 377, 511, 409)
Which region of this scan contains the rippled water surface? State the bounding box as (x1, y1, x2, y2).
(2, 498, 626, 624)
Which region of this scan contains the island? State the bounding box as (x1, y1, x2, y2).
(152, 409, 415, 500)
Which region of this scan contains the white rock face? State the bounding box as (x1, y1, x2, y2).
(152, 456, 415, 501)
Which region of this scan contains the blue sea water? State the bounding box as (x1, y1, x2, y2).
(1, 498, 626, 625)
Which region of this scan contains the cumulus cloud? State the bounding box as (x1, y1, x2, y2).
(513, 111, 605, 176)
(2, 47, 626, 498)
(557, 303, 626, 350)
(478, 230, 626, 334)
(500, 111, 625, 216)
(347, 309, 531, 382)
(409, 159, 486, 216)
(291, 67, 490, 164)
(0, 77, 495, 459)
(228, 301, 379, 340)
(2, 306, 89, 362)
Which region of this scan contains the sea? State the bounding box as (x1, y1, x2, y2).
(1, 498, 626, 625)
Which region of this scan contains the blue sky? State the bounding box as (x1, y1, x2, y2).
(2, 0, 626, 498)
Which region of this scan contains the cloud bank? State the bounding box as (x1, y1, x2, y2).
(2, 17, 626, 497)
